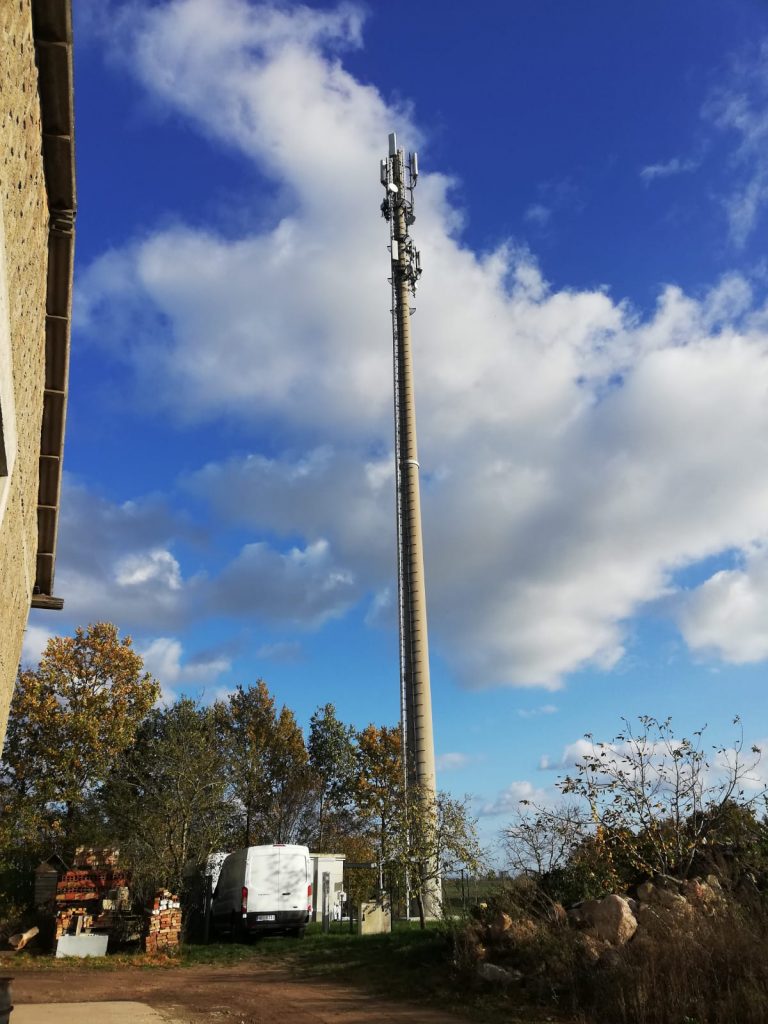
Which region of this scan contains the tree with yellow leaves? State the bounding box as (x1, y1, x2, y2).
(0, 623, 159, 855)
(354, 724, 405, 873)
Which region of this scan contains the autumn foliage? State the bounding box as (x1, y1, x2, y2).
(2, 623, 159, 850)
(0, 623, 481, 924)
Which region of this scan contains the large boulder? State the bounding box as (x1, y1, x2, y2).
(576, 894, 638, 946)
(637, 880, 687, 910)
(568, 898, 597, 927)
(656, 887, 688, 911)
(636, 897, 694, 938)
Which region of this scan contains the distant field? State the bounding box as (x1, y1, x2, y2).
(441, 876, 507, 913)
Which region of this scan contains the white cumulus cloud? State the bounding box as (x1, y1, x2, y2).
(139, 636, 231, 702)
(480, 780, 552, 816)
(70, 2, 768, 688)
(48, 477, 188, 630)
(209, 538, 357, 626)
(116, 549, 182, 591)
(678, 546, 768, 664)
(20, 624, 55, 668)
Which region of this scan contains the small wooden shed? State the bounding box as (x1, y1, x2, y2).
(34, 854, 68, 907)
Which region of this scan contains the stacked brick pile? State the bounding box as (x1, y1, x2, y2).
(91, 885, 131, 932)
(54, 848, 132, 940)
(55, 907, 93, 939)
(56, 870, 99, 904)
(143, 890, 182, 953)
(73, 847, 120, 870)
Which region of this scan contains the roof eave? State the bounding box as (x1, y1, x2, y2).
(30, 0, 76, 612)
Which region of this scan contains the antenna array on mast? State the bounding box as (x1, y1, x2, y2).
(381, 133, 422, 295)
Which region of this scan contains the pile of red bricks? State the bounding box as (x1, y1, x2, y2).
(56, 870, 99, 904)
(143, 889, 182, 953)
(54, 906, 93, 939)
(54, 848, 132, 941)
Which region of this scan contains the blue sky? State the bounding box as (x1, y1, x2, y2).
(24, 0, 768, 841)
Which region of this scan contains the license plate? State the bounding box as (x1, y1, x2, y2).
(256, 914, 275, 922)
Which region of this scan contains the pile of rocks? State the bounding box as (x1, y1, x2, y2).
(472, 874, 726, 984)
(569, 874, 725, 958)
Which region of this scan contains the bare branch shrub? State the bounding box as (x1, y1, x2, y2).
(559, 715, 765, 879)
(503, 802, 590, 877)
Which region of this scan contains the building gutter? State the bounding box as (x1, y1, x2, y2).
(30, 0, 76, 612)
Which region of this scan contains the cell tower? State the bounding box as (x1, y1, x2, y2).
(380, 133, 438, 906)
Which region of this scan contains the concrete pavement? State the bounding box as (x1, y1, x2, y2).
(12, 1003, 179, 1024)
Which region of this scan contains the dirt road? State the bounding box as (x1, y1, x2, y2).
(11, 965, 474, 1024)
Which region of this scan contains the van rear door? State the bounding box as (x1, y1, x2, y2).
(212, 849, 246, 930)
(278, 847, 308, 914)
(246, 847, 280, 917)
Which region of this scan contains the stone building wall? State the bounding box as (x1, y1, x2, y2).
(0, 0, 49, 746)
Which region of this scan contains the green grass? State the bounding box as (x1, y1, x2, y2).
(185, 920, 450, 993)
(8, 921, 448, 982)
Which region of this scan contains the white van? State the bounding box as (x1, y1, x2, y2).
(212, 844, 312, 940)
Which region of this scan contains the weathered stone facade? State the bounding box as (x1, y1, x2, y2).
(0, 0, 72, 748)
(0, 0, 50, 746)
